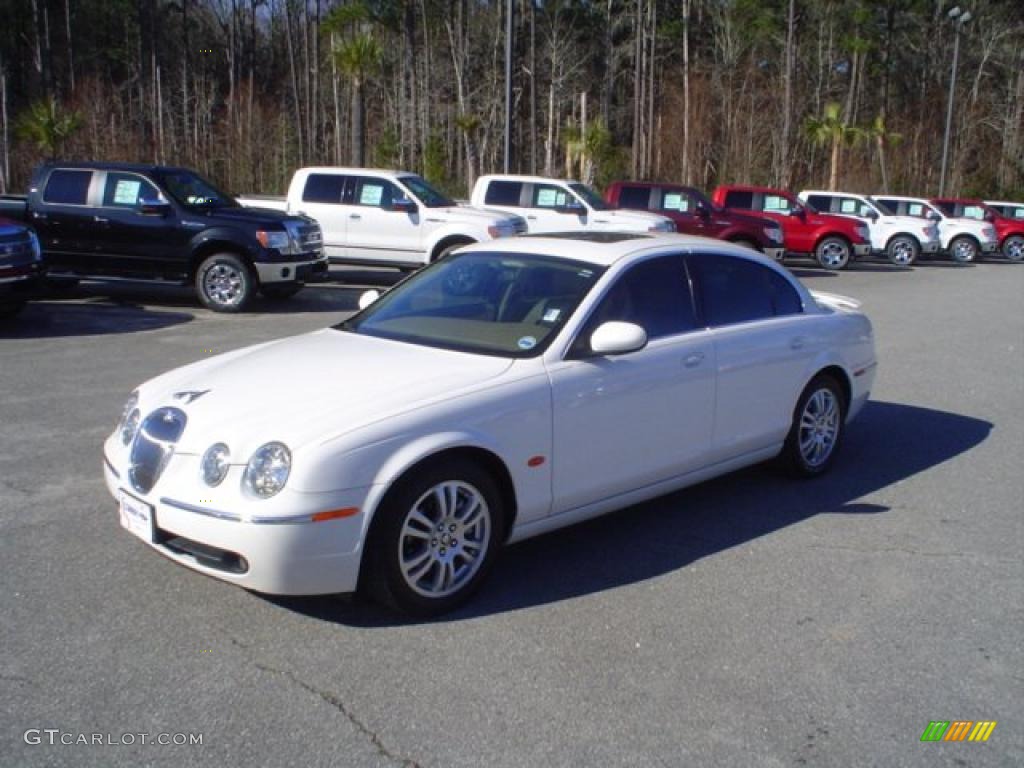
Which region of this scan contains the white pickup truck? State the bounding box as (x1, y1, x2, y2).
(238, 168, 526, 268)
(872, 195, 998, 263)
(798, 189, 941, 266)
(470, 174, 675, 234)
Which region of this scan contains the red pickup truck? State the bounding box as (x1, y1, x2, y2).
(711, 185, 872, 270)
(604, 181, 786, 260)
(931, 197, 1024, 262)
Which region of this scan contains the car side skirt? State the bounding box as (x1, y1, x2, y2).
(507, 444, 782, 545)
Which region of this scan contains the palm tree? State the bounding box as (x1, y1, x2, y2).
(16, 98, 82, 159)
(335, 33, 382, 166)
(805, 102, 862, 190)
(864, 114, 903, 192)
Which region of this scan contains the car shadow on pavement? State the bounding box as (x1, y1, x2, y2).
(0, 298, 194, 339)
(266, 399, 992, 627)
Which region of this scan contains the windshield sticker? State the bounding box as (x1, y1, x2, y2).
(578, 269, 594, 278)
(542, 308, 561, 323)
(359, 184, 384, 206)
(114, 180, 142, 205)
(517, 336, 537, 350)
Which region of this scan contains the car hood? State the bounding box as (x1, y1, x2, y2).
(135, 329, 515, 454)
(197, 205, 300, 227)
(438, 204, 522, 228)
(590, 209, 673, 230)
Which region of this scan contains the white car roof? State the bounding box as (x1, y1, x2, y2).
(297, 167, 419, 177)
(477, 173, 583, 186)
(985, 200, 1023, 207)
(458, 232, 770, 268)
(800, 189, 870, 199)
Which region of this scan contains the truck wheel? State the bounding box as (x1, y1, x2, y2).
(948, 236, 977, 264)
(886, 235, 919, 267)
(196, 253, 254, 312)
(1002, 235, 1024, 262)
(815, 237, 851, 271)
(261, 284, 303, 300)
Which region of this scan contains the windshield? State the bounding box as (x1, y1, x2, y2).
(338, 252, 604, 357)
(157, 170, 238, 209)
(569, 183, 612, 211)
(399, 175, 456, 208)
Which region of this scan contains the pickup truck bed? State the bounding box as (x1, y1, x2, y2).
(235, 195, 288, 211)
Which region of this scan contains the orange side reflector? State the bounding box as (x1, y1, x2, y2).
(527, 456, 546, 467)
(311, 507, 359, 522)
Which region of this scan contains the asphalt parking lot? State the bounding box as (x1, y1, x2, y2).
(2, 258, 1021, 767)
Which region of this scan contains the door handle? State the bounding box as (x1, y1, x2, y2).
(683, 353, 705, 368)
(93, 216, 110, 224)
(349, 214, 361, 220)
(790, 336, 806, 350)
(32, 211, 48, 221)
(527, 215, 537, 220)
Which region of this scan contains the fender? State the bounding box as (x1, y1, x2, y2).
(422, 224, 484, 261)
(187, 225, 260, 264)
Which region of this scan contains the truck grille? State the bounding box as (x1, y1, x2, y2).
(129, 407, 187, 494)
(287, 220, 323, 252)
(0, 226, 37, 267)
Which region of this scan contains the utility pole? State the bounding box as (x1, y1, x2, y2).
(503, 0, 513, 173)
(939, 6, 971, 196)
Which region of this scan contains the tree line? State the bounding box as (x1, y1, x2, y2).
(1, 0, 1021, 199)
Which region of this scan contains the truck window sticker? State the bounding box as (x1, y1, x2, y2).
(359, 184, 385, 206)
(113, 179, 142, 206)
(536, 188, 563, 208)
(839, 199, 858, 214)
(908, 203, 924, 216)
(663, 193, 688, 212)
(763, 195, 791, 213)
(963, 205, 984, 220)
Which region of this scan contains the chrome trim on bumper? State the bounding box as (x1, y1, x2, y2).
(160, 497, 242, 522)
(255, 253, 328, 284)
(854, 244, 872, 256)
(764, 247, 785, 261)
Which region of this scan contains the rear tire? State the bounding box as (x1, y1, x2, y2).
(886, 235, 919, 267)
(948, 235, 978, 264)
(195, 253, 254, 312)
(780, 374, 847, 477)
(363, 458, 504, 617)
(1002, 235, 1024, 262)
(815, 237, 851, 271)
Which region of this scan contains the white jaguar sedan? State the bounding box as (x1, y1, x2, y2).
(104, 233, 876, 616)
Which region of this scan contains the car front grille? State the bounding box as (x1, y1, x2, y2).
(288, 220, 323, 252)
(129, 407, 187, 494)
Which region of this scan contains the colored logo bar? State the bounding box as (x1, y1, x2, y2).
(921, 721, 997, 742)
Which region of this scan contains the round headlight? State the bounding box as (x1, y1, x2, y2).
(118, 393, 140, 445)
(244, 442, 291, 498)
(201, 443, 231, 487)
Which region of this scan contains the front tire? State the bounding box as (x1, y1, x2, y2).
(195, 253, 254, 312)
(364, 459, 504, 617)
(886, 235, 919, 267)
(815, 236, 851, 271)
(1002, 235, 1024, 262)
(948, 235, 978, 264)
(781, 374, 847, 477)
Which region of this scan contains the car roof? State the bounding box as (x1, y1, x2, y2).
(800, 189, 869, 198)
(984, 200, 1023, 206)
(298, 167, 418, 176)
(459, 232, 770, 268)
(40, 161, 194, 174)
(478, 174, 582, 185)
(717, 184, 791, 194)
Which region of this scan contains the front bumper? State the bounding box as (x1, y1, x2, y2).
(254, 250, 328, 284)
(764, 247, 785, 261)
(853, 243, 872, 258)
(103, 449, 370, 595)
(981, 240, 998, 253)
(0, 263, 47, 302)
(921, 240, 941, 254)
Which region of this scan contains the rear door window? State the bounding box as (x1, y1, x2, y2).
(688, 254, 802, 327)
(616, 186, 652, 210)
(723, 190, 754, 209)
(484, 180, 523, 206)
(302, 174, 346, 204)
(43, 170, 93, 205)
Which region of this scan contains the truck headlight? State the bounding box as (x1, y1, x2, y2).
(244, 442, 291, 498)
(118, 392, 140, 446)
(855, 224, 870, 240)
(487, 224, 513, 239)
(256, 229, 292, 252)
(201, 443, 231, 487)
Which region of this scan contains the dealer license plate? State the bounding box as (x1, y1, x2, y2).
(119, 490, 154, 542)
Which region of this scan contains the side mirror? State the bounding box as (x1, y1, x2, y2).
(358, 289, 381, 309)
(984, 211, 996, 222)
(391, 198, 418, 214)
(789, 204, 805, 217)
(927, 210, 942, 221)
(589, 321, 647, 356)
(139, 197, 171, 216)
(695, 200, 711, 217)
(865, 208, 880, 221)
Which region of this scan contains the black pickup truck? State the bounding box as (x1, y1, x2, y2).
(0, 218, 46, 319)
(0, 162, 326, 312)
